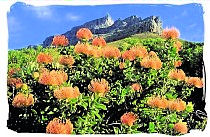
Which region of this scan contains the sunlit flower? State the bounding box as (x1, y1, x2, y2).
(119, 62, 125, 69)
(33, 72, 40, 79)
(12, 92, 34, 108)
(140, 52, 162, 70)
(37, 53, 53, 64)
(76, 28, 93, 40)
(185, 77, 203, 88)
(46, 118, 73, 134)
(74, 43, 89, 54)
(147, 96, 168, 109)
(7, 77, 23, 89)
(174, 60, 182, 67)
(174, 41, 182, 52)
(122, 50, 136, 61)
(92, 37, 107, 47)
(59, 55, 75, 67)
(131, 83, 142, 92)
(39, 70, 68, 86)
(52, 35, 69, 47)
(162, 27, 180, 39)
(130, 46, 148, 58)
(168, 69, 186, 81)
(88, 46, 103, 58)
(168, 99, 186, 112)
(174, 122, 188, 134)
(88, 78, 110, 95)
(54, 87, 80, 99)
(120, 112, 137, 126)
(102, 46, 121, 59)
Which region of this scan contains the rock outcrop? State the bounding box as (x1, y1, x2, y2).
(43, 14, 162, 47)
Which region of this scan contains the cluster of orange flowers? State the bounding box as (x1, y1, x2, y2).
(120, 112, 137, 126)
(52, 35, 69, 47)
(7, 77, 23, 89)
(54, 86, 80, 99)
(173, 122, 188, 134)
(168, 69, 186, 81)
(122, 46, 148, 61)
(102, 46, 121, 58)
(140, 51, 162, 70)
(147, 96, 186, 112)
(88, 78, 110, 96)
(12, 92, 34, 108)
(76, 28, 93, 40)
(92, 37, 107, 47)
(185, 77, 203, 88)
(39, 70, 68, 86)
(37, 53, 53, 64)
(59, 55, 75, 67)
(46, 118, 73, 134)
(131, 83, 142, 92)
(162, 27, 180, 39)
(174, 60, 182, 67)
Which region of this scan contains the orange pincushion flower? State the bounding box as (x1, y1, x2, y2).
(74, 43, 89, 54)
(168, 69, 186, 81)
(88, 78, 110, 95)
(54, 87, 80, 99)
(7, 77, 23, 89)
(102, 46, 121, 59)
(122, 50, 136, 61)
(174, 41, 182, 52)
(88, 46, 103, 58)
(76, 28, 93, 40)
(162, 27, 180, 39)
(147, 96, 168, 109)
(92, 37, 107, 47)
(52, 35, 69, 47)
(39, 70, 68, 86)
(59, 55, 75, 67)
(174, 122, 188, 134)
(46, 118, 73, 134)
(120, 112, 137, 126)
(140, 52, 162, 70)
(174, 60, 182, 67)
(12, 93, 34, 108)
(130, 46, 148, 58)
(37, 53, 53, 64)
(185, 77, 203, 88)
(131, 83, 142, 92)
(168, 99, 186, 112)
(119, 62, 125, 69)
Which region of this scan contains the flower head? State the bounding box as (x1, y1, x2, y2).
(37, 53, 53, 64)
(46, 118, 73, 134)
(174, 122, 188, 134)
(92, 37, 107, 47)
(122, 50, 136, 61)
(39, 70, 68, 86)
(147, 96, 168, 109)
(174, 41, 182, 52)
(52, 35, 69, 47)
(185, 77, 203, 88)
(102, 46, 121, 59)
(162, 27, 180, 39)
(88, 78, 110, 95)
(168, 69, 186, 81)
(119, 62, 125, 69)
(121, 112, 137, 126)
(130, 46, 148, 58)
(174, 60, 182, 67)
(59, 55, 75, 67)
(7, 77, 23, 89)
(76, 28, 93, 40)
(54, 87, 80, 99)
(131, 83, 142, 92)
(168, 99, 186, 112)
(12, 92, 34, 108)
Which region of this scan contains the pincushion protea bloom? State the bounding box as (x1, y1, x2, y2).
(168, 99, 186, 112)
(74, 43, 89, 54)
(162, 27, 180, 39)
(7, 77, 23, 89)
(147, 96, 168, 109)
(12, 92, 34, 108)
(92, 36, 107, 47)
(52, 35, 69, 47)
(122, 50, 136, 61)
(76, 28, 93, 40)
(174, 122, 188, 134)
(46, 118, 73, 134)
(37, 53, 53, 64)
(119, 62, 125, 69)
(168, 69, 186, 81)
(54, 87, 80, 99)
(174, 60, 182, 67)
(174, 41, 182, 52)
(185, 77, 203, 88)
(59, 55, 75, 67)
(102, 46, 121, 59)
(131, 83, 142, 92)
(120, 112, 137, 126)
(39, 70, 68, 86)
(88, 78, 110, 96)
(130, 46, 148, 58)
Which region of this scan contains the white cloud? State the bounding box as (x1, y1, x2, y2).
(29, 6, 53, 19)
(66, 13, 80, 21)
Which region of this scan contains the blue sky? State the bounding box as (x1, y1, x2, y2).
(8, 2, 204, 49)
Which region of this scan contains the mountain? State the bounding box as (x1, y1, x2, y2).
(42, 14, 162, 47)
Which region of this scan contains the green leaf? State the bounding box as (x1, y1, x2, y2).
(95, 103, 107, 110)
(149, 122, 156, 133)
